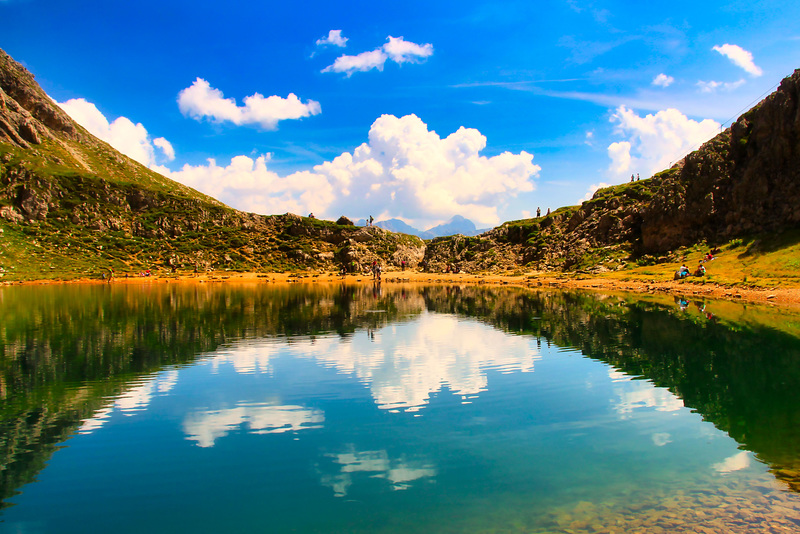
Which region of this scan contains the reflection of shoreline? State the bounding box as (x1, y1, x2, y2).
(7, 270, 800, 309)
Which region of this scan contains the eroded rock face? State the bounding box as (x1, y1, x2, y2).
(639, 68, 800, 253)
(17, 187, 50, 220)
(0, 48, 84, 144)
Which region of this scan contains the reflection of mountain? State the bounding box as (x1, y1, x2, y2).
(420, 287, 800, 491)
(3, 282, 800, 508)
(0, 283, 421, 508)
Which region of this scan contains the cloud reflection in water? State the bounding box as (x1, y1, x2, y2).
(183, 402, 325, 448)
(265, 312, 539, 412)
(319, 445, 437, 497)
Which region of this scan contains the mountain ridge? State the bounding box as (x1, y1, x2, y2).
(373, 215, 487, 239)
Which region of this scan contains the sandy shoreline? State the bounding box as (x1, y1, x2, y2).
(6, 269, 800, 309)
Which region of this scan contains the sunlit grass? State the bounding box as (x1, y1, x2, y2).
(598, 230, 800, 289)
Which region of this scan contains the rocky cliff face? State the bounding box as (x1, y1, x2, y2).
(425, 68, 800, 272)
(0, 50, 87, 149)
(0, 48, 424, 278)
(640, 71, 800, 252)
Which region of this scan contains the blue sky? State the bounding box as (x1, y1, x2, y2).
(3, 0, 799, 229)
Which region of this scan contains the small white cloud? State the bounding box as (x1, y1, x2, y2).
(696, 79, 746, 93)
(712, 44, 762, 77)
(652, 73, 674, 87)
(183, 402, 324, 448)
(323, 35, 433, 76)
(316, 29, 348, 48)
(153, 137, 175, 161)
(177, 78, 321, 130)
(57, 97, 171, 168)
(320, 446, 436, 497)
(383, 36, 433, 63)
(322, 49, 388, 76)
(612, 381, 684, 418)
(606, 106, 720, 181)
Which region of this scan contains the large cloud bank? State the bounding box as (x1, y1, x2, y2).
(166, 114, 539, 227)
(57, 98, 538, 227)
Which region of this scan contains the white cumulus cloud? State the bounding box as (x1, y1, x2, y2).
(311, 114, 539, 227)
(322, 49, 389, 75)
(606, 106, 720, 181)
(712, 44, 762, 77)
(652, 73, 674, 87)
(713, 451, 751, 474)
(177, 78, 321, 130)
(162, 154, 335, 217)
(581, 181, 613, 202)
(153, 137, 175, 161)
(56, 97, 173, 168)
(322, 35, 433, 76)
(165, 114, 539, 227)
(383, 36, 434, 63)
(316, 29, 348, 47)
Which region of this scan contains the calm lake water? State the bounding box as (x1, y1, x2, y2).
(2, 282, 800, 533)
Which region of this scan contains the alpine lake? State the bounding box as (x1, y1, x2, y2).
(2, 280, 800, 533)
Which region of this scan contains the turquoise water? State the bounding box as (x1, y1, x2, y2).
(1, 283, 800, 532)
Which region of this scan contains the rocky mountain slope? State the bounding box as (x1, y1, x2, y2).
(424, 68, 800, 273)
(0, 48, 424, 279)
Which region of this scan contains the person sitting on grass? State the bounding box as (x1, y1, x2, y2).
(674, 265, 690, 280)
(694, 264, 706, 277)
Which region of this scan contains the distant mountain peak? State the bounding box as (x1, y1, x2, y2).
(367, 215, 485, 238)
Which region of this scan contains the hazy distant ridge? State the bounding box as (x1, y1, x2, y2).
(357, 215, 488, 238)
